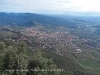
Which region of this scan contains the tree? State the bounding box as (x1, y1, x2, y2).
(0, 42, 6, 52)
(28, 51, 60, 75)
(17, 42, 26, 54)
(0, 42, 62, 75)
(0, 42, 28, 75)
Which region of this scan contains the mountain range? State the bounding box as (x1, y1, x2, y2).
(0, 12, 78, 28)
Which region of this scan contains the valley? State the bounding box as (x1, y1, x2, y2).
(0, 13, 100, 75)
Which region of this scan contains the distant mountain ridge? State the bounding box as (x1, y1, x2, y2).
(0, 12, 78, 28)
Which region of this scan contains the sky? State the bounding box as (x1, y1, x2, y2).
(0, 0, 100, 15)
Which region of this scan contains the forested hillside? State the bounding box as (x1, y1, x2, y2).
(0, 41, 63, 75)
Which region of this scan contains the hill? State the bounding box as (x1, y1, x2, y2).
(0, 12, 77, 28)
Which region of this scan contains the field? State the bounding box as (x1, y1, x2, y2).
(73, 48, 100, 69)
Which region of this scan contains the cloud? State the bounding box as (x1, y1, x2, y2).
(69, 0, 100, 12)
(0, 0, 100, 13)
(0, 0, 71, 11)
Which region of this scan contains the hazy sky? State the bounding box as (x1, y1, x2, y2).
(0, 0, 100, 14)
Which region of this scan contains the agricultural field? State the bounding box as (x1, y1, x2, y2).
(73, 48, 100, 69)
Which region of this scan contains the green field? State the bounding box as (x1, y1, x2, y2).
(74, 50, 100, 69)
